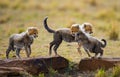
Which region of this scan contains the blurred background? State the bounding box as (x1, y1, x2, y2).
(0, 0, 120, 62)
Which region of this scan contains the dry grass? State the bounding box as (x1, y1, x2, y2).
(108, 22, 119, 40)
(0, 0, 120, 76)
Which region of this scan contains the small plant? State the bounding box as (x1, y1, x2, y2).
(112, 66, 120, 77)
(95, 69, 107, 77)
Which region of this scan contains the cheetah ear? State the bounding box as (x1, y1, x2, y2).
(83, 24, 87, 28)
(27, 28, 33, 35)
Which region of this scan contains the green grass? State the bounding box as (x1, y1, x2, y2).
(0, 0, 120, 77)
(94, 66, 120, 77)
(95, 69, 107, 77)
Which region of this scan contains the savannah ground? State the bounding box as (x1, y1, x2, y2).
(0, 0, 120, 77)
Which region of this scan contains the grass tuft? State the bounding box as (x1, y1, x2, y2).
(0, 0, 9, 8)
(112, 66, 120, 77)
(48, 67, 58, 77)
(38, 73, 44, 77)
(18, 28, 25, 33)
(109, 23, 119, 41)
(89, 0, 97, 6)
(96, 10, 116, 20)
(95, 69, 107, 77)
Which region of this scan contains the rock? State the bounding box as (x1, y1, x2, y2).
(79, 57, 120, 71)
(0, 56, 69, 76)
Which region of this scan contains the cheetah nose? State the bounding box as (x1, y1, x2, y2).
(34, 35, 38, 38)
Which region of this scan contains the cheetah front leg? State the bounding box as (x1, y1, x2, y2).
(77, 43, 82, 55)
